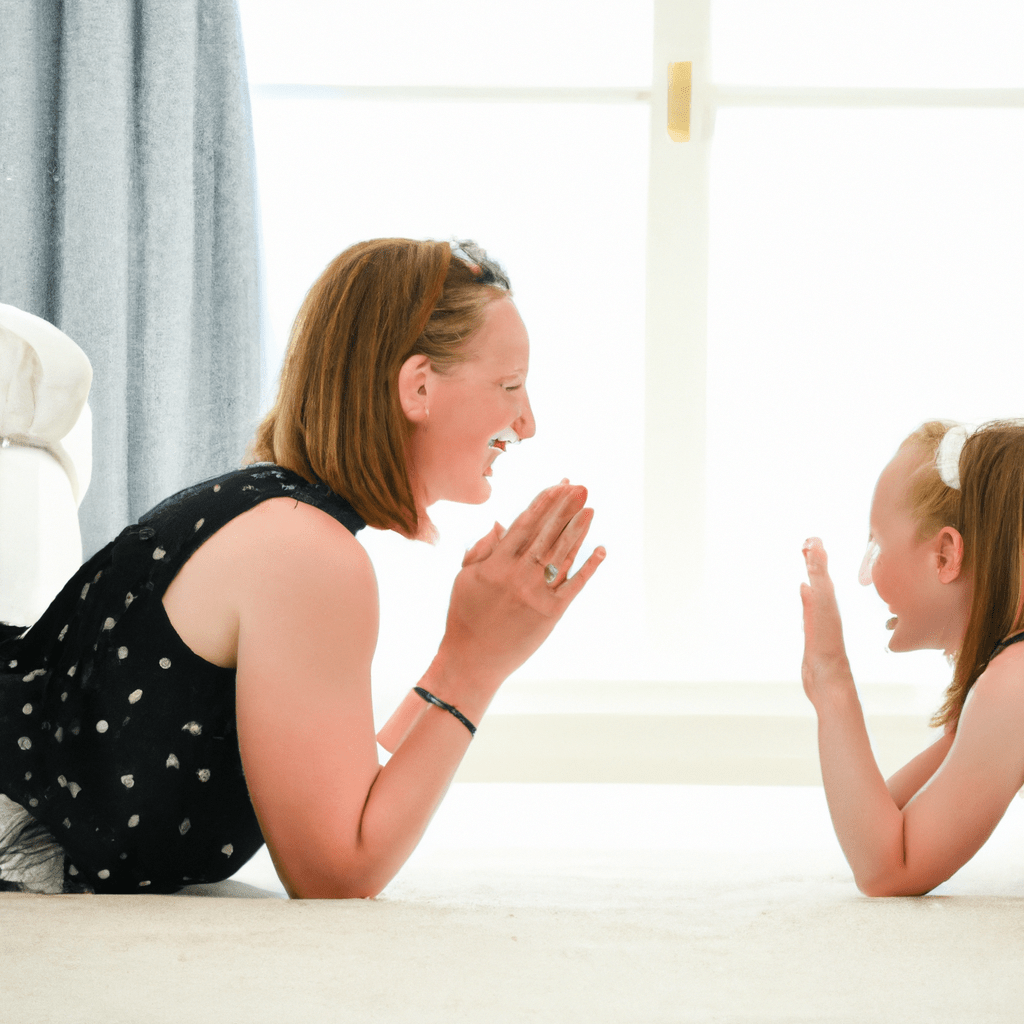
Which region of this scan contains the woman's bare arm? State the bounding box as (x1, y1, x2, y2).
(234, 484, 603, 899)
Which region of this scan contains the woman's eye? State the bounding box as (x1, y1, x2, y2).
(504, 385, 521, 392)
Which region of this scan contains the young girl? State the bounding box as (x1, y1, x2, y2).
(801, 419, 1024, 896)
(0, 238, 605, 897)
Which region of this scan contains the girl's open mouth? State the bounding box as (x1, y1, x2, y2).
(886, 616, 898, 630)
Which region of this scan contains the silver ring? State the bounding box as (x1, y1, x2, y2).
(543, 563, 558, 585)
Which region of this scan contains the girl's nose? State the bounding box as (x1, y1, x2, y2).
(858, 541, 879, 586)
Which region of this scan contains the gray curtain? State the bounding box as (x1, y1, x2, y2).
(0, 0, 262, 557)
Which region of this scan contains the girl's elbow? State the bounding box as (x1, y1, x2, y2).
(856, 872, 934, 898)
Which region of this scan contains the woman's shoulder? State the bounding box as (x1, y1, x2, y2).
(224, 491, 375, 592)
(141, 463, 367, 539)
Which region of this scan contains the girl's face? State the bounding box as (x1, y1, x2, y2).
(405, 297, 536, 513)
(860, 446, 971, 654)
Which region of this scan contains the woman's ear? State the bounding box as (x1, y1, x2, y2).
(936, 526, 965, 583)
(398, 354, 432, 424)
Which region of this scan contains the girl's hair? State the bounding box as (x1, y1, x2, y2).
(247, 238, 511, 536)
(898, 420, 1024, 728)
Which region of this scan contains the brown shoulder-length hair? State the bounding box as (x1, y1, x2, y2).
(247, 238, 511, 536)
(898, 420, 1024, 728)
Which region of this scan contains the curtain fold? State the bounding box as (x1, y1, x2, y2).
(0, 0, 261, 557)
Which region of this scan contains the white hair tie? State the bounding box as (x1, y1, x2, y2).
(935, 423, 976, 490)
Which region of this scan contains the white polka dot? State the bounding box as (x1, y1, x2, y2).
(121, 774, 134, 789)
(58, 624, 68, 641)
(159, 657, 172, 670)
(166, 753, 180, 769)
(80, 583, 90, 600)
(96, 720, 108, 733)
(194, 518, 205, 531)
(93, 571, 102, 582)
(7, 660, 16, 668)
(128, 689, 143, 704)
(58, 775, 67, 787)
(70, 724, 80, 736)
(68, 863, 77, 873)
(213, 484, 221, 492)
(55, 727, 63, 743)
(68, 781, 81, 798)
(63, 819, 71, 829)
(22, 703, 32, 715)
(22, 669, 45, 682)
(182, 721, 202, 736)
(128, 814, 139, 828)
(61, 691, 68, 701)
(97, 869, 110, 880)
(119, 853, 127, 860)
(221, 844, 233, 857)
(28, 798, 38, 807)
(139, 880, 151, 887)
(197, 768, 211, 782)
(125, 592, 135, 608)
(102, 617, 115, 631)
(118, 646, 129, 660)
(23, 771, 31, 781)
(17, 737, 31, 750)
(179, 818, 191, 835)
(67, 665, 76, 677)
(152, 547, 166, 560)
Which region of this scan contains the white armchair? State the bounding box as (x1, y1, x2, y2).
(0, 303, 93, 627)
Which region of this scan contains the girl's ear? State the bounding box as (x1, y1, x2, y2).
(936, 526, 965, 583)
(398, 354, 431, 424)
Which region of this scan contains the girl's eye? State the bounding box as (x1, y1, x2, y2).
(504, 385, 521, 392)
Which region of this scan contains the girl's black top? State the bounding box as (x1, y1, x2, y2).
(0, 464, 365, 893)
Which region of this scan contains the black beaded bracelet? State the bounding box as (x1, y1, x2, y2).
(413, 687, 477, 736)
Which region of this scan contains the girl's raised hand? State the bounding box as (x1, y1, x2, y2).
(800, 537, 855, 707)
(438, 481, 606, 694)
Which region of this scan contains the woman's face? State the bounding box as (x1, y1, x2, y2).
(405, 297, 536, 511)
(861, 446, 971, 654)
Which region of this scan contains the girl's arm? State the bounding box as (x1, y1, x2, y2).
(801, 539, 1024, 896)
(885, 729, 954, 810)
(235, 484, 603, 899)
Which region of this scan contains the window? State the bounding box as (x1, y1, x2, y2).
(239, 1, 1024, 728)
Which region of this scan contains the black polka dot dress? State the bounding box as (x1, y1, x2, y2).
(0, 464, 366, 893)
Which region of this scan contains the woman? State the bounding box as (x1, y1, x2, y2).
(0, 238, 605, 897)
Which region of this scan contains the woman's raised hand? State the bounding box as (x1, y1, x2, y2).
(800, 537, 855, 707)
(436, 481, 605, 694)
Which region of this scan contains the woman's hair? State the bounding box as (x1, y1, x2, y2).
(898, 419, 1024, 728)
(247, 238, 512, 536)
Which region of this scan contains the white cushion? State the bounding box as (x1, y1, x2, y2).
(0, 302, 93, 504)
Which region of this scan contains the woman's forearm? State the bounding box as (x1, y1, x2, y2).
(308, 661, 500, 899)
(813, 685, 910, 895)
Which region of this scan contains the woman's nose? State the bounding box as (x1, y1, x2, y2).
(516, 391, 537, 440)
(858, 541, 879, 586)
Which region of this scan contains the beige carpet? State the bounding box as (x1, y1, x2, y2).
(3, 785, 1024, 1023)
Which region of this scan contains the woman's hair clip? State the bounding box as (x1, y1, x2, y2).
(935, 423, 976, 490)
(449, 239, 512, 290)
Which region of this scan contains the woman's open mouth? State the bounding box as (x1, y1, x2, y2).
(886, 616, 898, 630)
(488, 427, 521, 452)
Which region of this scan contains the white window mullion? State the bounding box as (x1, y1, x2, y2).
(643, 0, 712, 678)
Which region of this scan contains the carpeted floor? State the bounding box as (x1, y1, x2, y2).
(3, 785, 1024, 1022)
